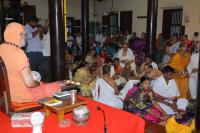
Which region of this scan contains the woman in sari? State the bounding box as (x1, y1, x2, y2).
(0, 22, 61, 104)
(168, 45, 190, 98)
(123, 76, 168, 123)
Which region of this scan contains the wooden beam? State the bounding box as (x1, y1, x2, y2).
(48, 0, 66, 81)
(146, 0, 158, 55)
(196, 53, 200, 131)
(81, 0, 89, 59)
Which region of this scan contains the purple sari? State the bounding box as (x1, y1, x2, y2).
(130, 39, 146, 65)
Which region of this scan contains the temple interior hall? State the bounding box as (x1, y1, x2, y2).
(0, 0, 200, 133)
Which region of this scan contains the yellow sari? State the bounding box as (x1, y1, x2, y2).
(168, 52, 190, 98)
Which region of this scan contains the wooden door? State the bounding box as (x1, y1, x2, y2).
(162, 9, 183, 39)
(120, 11, 132, 33)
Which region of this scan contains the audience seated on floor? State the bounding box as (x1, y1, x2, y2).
(140, 55, 158, 73)
(73, 63, 98, 97)
(139, 64, 163, 86)
(119, 70, 139, 100)
(117, 42, 136, 72)
(113, 58, 122, 75)
(139, 64, 162, 80)
(92, 64, 123, 109)
(161, 34, 180, 68)
(0, 22, 61, 104)
(152, 66, 188, 115)
(123, 76, 168, 124)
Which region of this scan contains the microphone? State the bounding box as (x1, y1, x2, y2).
(97, 106, 107, 133)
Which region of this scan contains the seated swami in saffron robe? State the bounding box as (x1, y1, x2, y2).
(168, 45, 190, 98)
(0, 22, 61, 103)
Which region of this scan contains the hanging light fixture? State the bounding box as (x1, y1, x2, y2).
(111, 0, 114, 13)
(93, 0, 97, 17)
(20, 0, 27, 8)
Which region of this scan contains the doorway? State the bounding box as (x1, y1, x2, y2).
(162, 8, 184, 39)
(120, 11, 132, 33)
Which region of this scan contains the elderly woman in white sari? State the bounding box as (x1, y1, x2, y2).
(117, 43, 136, 73)
(92, 64, 123, 109)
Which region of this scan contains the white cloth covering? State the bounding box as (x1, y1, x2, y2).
(76, 35, 82, 49)
(119, 80, 140, 100)
(110, 65, 115, 78)
(117, 48, 136, 73)
(187, 53, 199, 99)
(41, 32, 50, 56)
(67, 35, 74, 48)
(92, 78, 123, 109)
(117, 48, 135, 62)
(151, 61, 158, 69)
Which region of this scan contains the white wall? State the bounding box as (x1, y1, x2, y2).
(183, 0, 200, 38)
(96, 0, 148, 35)
(26, 0, 94, 22)
(25, 0, 49, 21)
(157, 0, 183, 36)
(25, 0, 200, 38)
(67, 0, 94, 21)
(157, 0, 200, 38)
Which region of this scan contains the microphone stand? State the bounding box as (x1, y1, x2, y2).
(97, 106, 107, 133)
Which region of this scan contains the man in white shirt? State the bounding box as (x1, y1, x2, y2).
(153, 66, 188, 115)
(76, 32, 82, 54)
(67, 32, 74, 48)
(41, 20, 51, 82)
(140, 55, 158, 74)
(117, 43, 136, 72)
(187, 52, 199, 99)
(25, 16, 44, 76)
(95, 32, 102, 43)
(100, 32, 107, 47)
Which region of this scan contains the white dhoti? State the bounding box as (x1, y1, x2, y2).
(158, 98, 188, 115)
(92, 78, 123, 109)
(189, 74, 198, 99)
(187, 53, 199, 99)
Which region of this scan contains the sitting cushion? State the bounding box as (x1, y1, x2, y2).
(12, 102, 42, 112)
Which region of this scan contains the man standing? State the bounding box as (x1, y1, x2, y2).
(41, 19, 51, 82)
(75, 32, 82, 54)
(187, 51, 199, 99)
(25, 16, 44, 77)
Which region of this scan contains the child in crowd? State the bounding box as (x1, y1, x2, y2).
(113, 58, 122, 75)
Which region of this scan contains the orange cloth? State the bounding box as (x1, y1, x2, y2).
(0, 96, 145, 133)
(168, 52, 190, 98)
(114, 64, 122, 74)
(12, 102, 41, 112)
(0, 22, 61, 103)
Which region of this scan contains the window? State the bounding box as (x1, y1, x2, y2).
(162, 9, 184, 39)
